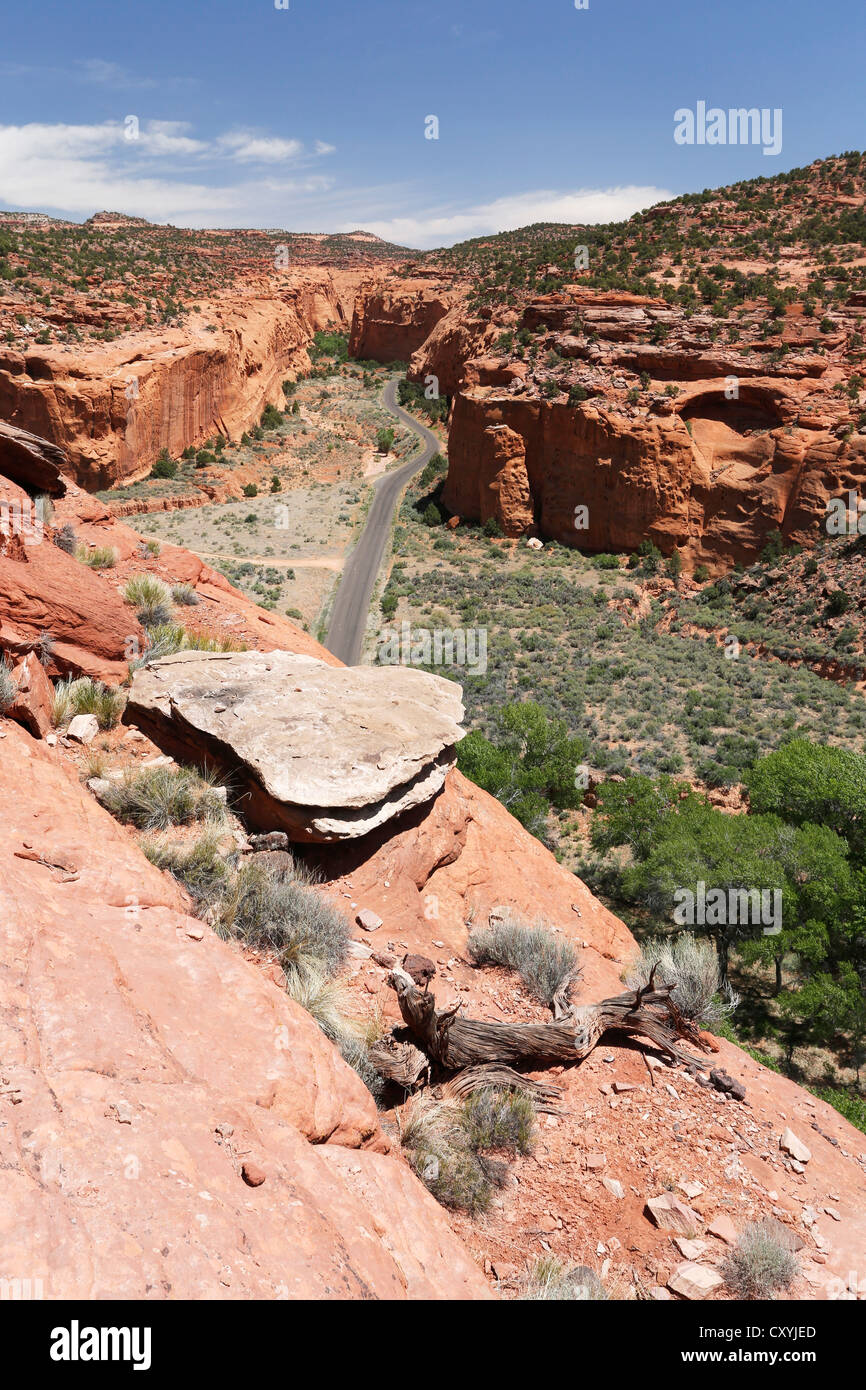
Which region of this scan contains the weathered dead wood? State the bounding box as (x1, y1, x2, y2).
(438, 1064, 563, 1112)
(367, 1035, 429, 1091)
(387, 964, 708, 1074)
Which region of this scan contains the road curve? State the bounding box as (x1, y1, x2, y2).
(323, 376, 441, 665)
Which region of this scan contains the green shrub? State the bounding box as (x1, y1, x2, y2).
(150, 455, 178, 479)
(398, 1096, 494, 1216)
(53, 523, 77, 555)
(242, 483, 259, 498)
(261, 404, 283, 430)
(183, 631, 247, 652)
(0, 658, 18, 713)
(519, 1256, 607, 1301)
(124, 574, 172, 626)
(468, 913, 578, 1006)
(827, 589, 852, 616)
(75, 544, 116, 569)
(130, 623, 187, 668)
(170, 583, 200, 606)
(52, 676, 126, 729)
(100, 764, 225, 830)
(376, 427, 395, 453)
(461, 1087, 535, 1155)
(218, 858, 349, 978)
(142, 829, 231, 910)
(626, 932, 739, 1026)
(285, 961, 383, 1098)
(722, 1220, 798, 1298)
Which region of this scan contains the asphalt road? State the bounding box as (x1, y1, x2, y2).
(323, 376, 441, 665)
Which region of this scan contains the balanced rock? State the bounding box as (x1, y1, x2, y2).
(125, 650, 465, 841)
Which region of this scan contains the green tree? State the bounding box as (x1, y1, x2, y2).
(376, 427, 395, 453)
(457, 701, 587, 839)
(746, 740, 866, 863)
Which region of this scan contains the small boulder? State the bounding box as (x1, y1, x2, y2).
(780, 1128, 811, 1164)
(67, 713, 99, 744)
(645, 1192, 702, 1236)
(710, 1067, 746, 1101)
(402, 953, 436, 988)
(8, 652, 54, 738)
(241, 1161, 266, 1188)
(247, 831, 290, 852)
(356, 909, 383, 933)
(707, 1214, 738, 1245)
(674, 1237, 708, 1260)
(668, 1262, 724, 1300)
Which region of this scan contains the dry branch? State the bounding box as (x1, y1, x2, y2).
(387, 964, 709, 1075)
(439, 1064, 563, 1113)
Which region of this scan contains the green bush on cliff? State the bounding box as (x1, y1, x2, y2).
(219, 856, 349, 979)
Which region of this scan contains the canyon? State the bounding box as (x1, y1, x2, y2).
(2, 161, 866, 1300)
(0, 269, 365, 490)
(1, 417, 865, 1302)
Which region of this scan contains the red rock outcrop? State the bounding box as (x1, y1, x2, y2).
(0, 270, 365, 490)
(349, 279, 459, 363)
(0, 478, 142, 682)
(442, 387, 864, 572)
(407, 298, 492, 394)
(0, 419, 67, 494)
(347, 266, 866, 571)
(7, 650, 54, 737)
(0, 721, 490, 1299)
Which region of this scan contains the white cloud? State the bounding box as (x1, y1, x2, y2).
(0, 121, 672, 247)
(354, 186, 675, 248)
(217, 131, 304, 163)
(0, 120, 337, 223)
(76, 59, 159, 90)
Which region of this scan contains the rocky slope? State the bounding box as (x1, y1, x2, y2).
(0, 719, 490, 1300)
(3, 433, 865, 1299)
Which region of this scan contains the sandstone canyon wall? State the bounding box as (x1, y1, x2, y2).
(441, 386, 864, 571)
(348, 277, 460, 363)
(0, 269, 364, 490)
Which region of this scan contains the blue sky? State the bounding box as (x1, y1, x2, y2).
(0, 0, 862, 246)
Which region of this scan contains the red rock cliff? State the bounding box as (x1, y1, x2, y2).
(0, 269, 364, 490)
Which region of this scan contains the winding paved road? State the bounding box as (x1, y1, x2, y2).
(324, 376, 441, 665)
